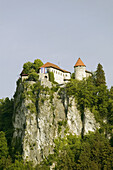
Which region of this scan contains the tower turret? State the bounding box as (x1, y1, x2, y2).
(74, 58, 86, 80)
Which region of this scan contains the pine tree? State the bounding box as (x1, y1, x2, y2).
(96, 63, 106, 86)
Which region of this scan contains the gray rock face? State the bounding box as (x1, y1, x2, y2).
(84, 108, 100, 135)
(12, 81, 99, 165)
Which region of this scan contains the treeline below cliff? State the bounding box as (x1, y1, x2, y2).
(0, 63, 113, 169)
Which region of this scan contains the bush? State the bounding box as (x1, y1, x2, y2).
(23, 62, 33, 74)
(49, 72, 54, 83)
(71, 72, 75, 79)
(28, 72, 39, 81)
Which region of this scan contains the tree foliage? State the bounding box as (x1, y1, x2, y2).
(22, 59, 44, 82)
(23, 62, 33, 74)
(78, 132, 113, 170)
(0, 98, 14, 147)
(0, 131, 8, 159)
(33, 59, 43, 72)
(0, 131, 11, 169)
(71, 72, 75, 79)
(22, 59, 43, 75)
(40, 132, 113, 170)
(28, 70, 39, 81)
(49, 72, 54, 83)
(96, 63, 106, 86)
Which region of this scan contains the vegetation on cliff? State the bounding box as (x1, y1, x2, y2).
(0, 61, 113, 169)
(39, 132, 113, 170)
(59, 63, 113, 137)
(22, 59, 43, 74)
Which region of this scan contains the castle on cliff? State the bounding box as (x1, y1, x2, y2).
(21, 58, 92, 84)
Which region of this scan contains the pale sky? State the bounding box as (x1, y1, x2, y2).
(0, 0, 113, 99)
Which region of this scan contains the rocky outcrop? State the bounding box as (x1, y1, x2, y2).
(84, 108, 100, 135)
(12, 80, 99, 165)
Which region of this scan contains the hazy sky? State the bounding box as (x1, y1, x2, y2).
(0, 0, 113, 99)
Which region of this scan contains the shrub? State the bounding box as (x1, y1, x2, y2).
(49, 72, 54, 83)
(28, 72, 39, 81)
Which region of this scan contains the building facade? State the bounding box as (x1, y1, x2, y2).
(39, 62, 71, 84)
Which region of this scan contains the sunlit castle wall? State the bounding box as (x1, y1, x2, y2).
(63, 72, 71, 81)
(39, 66, 71, 84)
(74, 66, 86, 80)
(48, 67, 67, 84)
(38, 68, 49, 81)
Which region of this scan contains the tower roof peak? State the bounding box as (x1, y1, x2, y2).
(74, 58, 86, 67)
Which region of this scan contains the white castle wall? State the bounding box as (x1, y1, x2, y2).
(38, 73, 49, 81)
(48, 68, 70, 84)
(74, 66, 86, 80)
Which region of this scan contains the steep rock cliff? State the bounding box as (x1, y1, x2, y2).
(12, 80, 99, 165)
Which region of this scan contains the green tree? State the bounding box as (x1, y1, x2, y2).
(96, 63, 106, 86)
(78, 132, 113, 170)
(0, 98, 14, 148)
(96, 85, 109, 118)
(71, 72, 75, 79)
(23, 62, 33, 74)
(28, 72, 39, 81)
(107, 86, 113, 132)
(110, 86, 113, 99)
(0, 131, 9, 169)
(41, 134, 81, 170)
(22, 59, 43, 75)
(33, 59, 43, 72)
(7, 160, 34, 170)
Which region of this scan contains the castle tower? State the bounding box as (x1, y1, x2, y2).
(74, 58, 86, 80)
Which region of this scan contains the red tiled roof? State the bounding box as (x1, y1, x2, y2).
(21, 74, 28, 76)
(74, 58, 86, 67)
(40, 62, 70, 73)
(20, 70, 28, 76)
